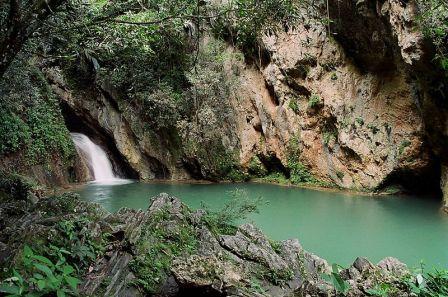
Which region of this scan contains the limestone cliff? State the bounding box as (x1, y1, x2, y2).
(37, 0, 447, 202)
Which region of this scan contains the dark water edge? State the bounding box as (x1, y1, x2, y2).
(74, 181, 448, 269)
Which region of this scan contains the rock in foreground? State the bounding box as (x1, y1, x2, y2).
(0, 190, 415, 296)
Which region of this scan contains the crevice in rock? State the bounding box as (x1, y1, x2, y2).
(60, 101, 139, 180)
(265, 82, 280, 106)
(340, 146, 363, 165)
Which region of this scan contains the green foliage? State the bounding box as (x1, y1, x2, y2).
(288, 98, 300, 113)
(211, 0, 300, 59)
(355, 117, 364, 126)
(367, 123, 379, 134)
(0, 62, 75, 165)
(0, 112, 31, 155)
(248, 156, 268, 177)
(336, 171, 344, 180)
(330, 72, 338, 80)
(201, 189, 264, 235)
(259, 268, 294, 286)
(0, 173, 38, 201)
(269, 239, 282, 254)
(0, 245, 80, 297)
(403, 266, 448, 297)
(367, 283, 393, 296)
(417, 0, 448, 74)
(399, 140, 411, 155)
(308, 94, 321, 109)
(50, 217, 105, 270)
(322, 264, 351, 296)
(288, 160, 319, 185)
(323, 131, 336, 146)
(261, 172, 289, 184)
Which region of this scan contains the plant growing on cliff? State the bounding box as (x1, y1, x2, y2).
(288, 98, 300, 113)
(308, 94, 321, 109)
(248, 156, 268, 177)
(0, 62, 75, 166)
(417, 0, 448, 74)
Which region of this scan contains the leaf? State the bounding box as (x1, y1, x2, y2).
(32, 255, 54, 267)
(57, 289, 66, 297)
(62, 265, 74, 275)
(65, 276, 80, 290)
(33, 273, 44, 280)
(12, 270, 23, 284)
(33, 263, 54, 277)
(23, 245, 34, 258)
(37, 280, 46, 290)
(0, 283, 21, 294)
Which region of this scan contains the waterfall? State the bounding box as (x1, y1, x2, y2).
(71, 133, 128, 184)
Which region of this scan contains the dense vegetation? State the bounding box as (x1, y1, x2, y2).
(1, 0, 448, 295)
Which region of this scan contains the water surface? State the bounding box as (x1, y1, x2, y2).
(76, 182, 448, 268)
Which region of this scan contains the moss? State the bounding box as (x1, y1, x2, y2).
(129, 207, 198, 294)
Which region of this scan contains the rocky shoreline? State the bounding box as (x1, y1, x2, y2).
(0, 176, 419, 296)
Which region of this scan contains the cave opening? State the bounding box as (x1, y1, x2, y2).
(377, 160, 443, 201)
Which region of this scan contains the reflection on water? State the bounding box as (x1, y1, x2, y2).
(75, 182, 448, 268)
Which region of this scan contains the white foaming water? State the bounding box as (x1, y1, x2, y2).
(70, 133, 130, 185)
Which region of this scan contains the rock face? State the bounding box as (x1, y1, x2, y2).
(45, 67, 191, 182)
(77, 194, 415, 296)
(228, 0, 439, 191)
(41, 0, 446, 198)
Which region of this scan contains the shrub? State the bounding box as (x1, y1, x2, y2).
(0, 173, 38, 201)
(288, 160, 318, 185)
(201, 189, 265, 235)
(288, 98, 300, 113)
(248, 156, 268, 177)
(0, 112, 31, 155)
(399, 140, 411, 155)
(355, 117, 364, 126)
(308, 94, 321, 108)
(0, 245, 80, 296)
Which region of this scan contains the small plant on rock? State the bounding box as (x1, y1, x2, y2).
(308, 94, 321, 109)
(322, 264, 351, 296)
